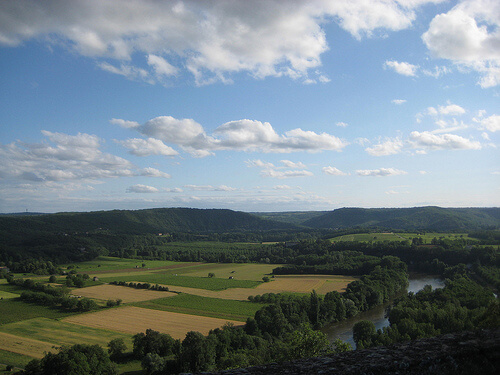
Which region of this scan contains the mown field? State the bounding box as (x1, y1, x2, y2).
(63, 306, 242, 339)
(331, 232, 477, 243)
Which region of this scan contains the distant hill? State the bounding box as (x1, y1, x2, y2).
(0, 208, 296, 238)
(303, 207, 500, 231)
(251, 211, 327, 226)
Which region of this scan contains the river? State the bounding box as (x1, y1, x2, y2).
(322, 274, 445, 347)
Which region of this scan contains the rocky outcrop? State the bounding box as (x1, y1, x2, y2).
(204, 329, 500, 375)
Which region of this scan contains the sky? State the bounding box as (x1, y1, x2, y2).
(0, 0, 499, 213)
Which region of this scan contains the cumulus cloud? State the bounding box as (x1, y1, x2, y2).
(356, 168, 407, 177)
(0, 130, 166, 185)
(247, 158, 313, 179)
(110, 118, 140, 129)
(409, 131, 481, 150)
(422, 0, 500, 87)
(184, 185, 237, 191)
(437, 104, 466, 116)
(0, 0, 444, 85)
(98, 62, 154, 84)
(274, 185, 292, 190)
(147, 54, 178, 77)
(322, 166, 347, 176)
(116, 138, 178, 156)
(422, 65, 452, 78)
(261, 169, 314, 179)
(140, 168, 171, 178)
(479, 114, 500, 132)
(336, 122, 349, 127)
(116, 116, 347, 156)
(280, 160, 307, 169)
(245, 159, 275, 169)
(384, 60, 419, 76)
(126, 184, 159, 193)
(392, 99, 407, 105)
(365, 138, 403, 156)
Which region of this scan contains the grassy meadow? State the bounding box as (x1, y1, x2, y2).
(97, 273, 261, 291)
(134, 294, 265, 322)
(0, 299, 76, 325)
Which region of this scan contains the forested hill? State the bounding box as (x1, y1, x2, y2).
(302, 206, 500, 231)
(0, 208, 295, 237)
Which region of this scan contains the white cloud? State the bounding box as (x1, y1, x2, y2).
(437, 104, 466, 116)
(110, 118, 140, 129)
(336, 122, 349, 127)
(261, 169, 314, 179)
(479, 114, 500, 132)
(0, 131, 164, 186)
(422, 65, 451, 78)
(184, 185, 237, 191)
(0, 0, 444, 85)
(322, 166, 347, 176)
(280, 160, 307, 169)
(419, 170, 428, 174)
(98, 62, 154, 84)
(481, 132, 490, 140)
(385, 190, 399, 194)
(246, 160, 275, 169)
(163, 187, 183, 193)
(409, 131, 481, 150)
(147, 54, 177, 77)
(140, 168, 171, 178)
(384, 60, 419, 76)
(365, 138, 403, 156)
(126, 184, 159, 193)
(422, 0, 500, 87)
(274, 185, 292, 190)
(118, 116, 347, 156)
(392, 99, 407, 105)
(116, 138, 178, 156)
(356, 168, 407, 177)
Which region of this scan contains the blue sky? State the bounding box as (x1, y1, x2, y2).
(0, 0, 499, 213)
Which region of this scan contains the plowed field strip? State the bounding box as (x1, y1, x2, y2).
(62, 306, 241, 340)
(71, 284, 176, 303)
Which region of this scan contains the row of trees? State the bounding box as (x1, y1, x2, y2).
(108, 280, 170, 291)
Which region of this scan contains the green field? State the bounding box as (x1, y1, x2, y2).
(61, 256, 183, 273)
(98, 273, 261, 291)
(331, 232, 478, 244)
(0, 350, 32, 370)
(0, 318, 133, 349)
(173, 263, 279, 281)
(0, 299, 76, 325)
(0, 291, 18, 299)
(134, 294, 265, 322)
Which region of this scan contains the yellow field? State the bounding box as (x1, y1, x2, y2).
(260, 275, 356, 294)
(71, 284, 177, 303)
(139, 274, 356, 301)
(63, 306, 242, 339)
(0, 332, 56, 359)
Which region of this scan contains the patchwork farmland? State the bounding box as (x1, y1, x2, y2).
(0, 257, 357, 373)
